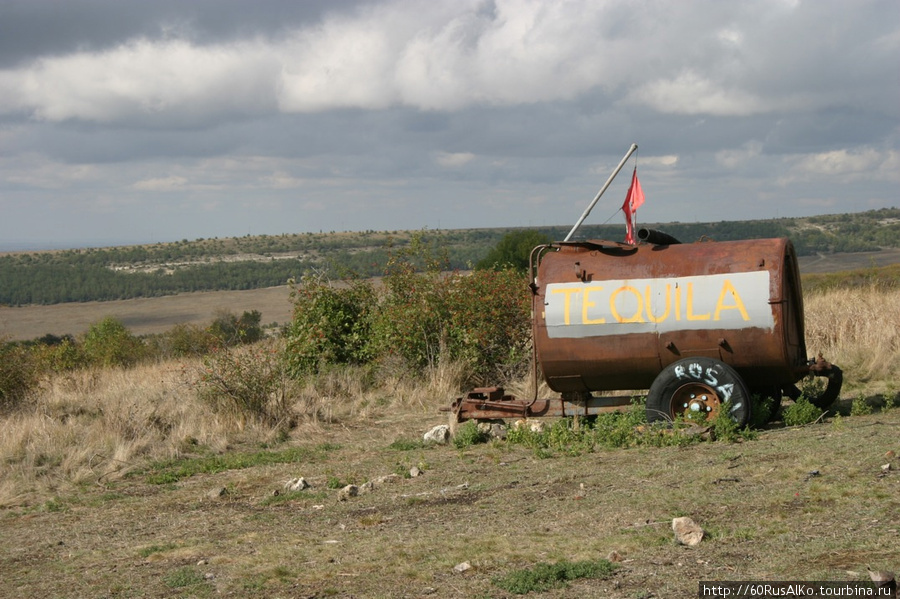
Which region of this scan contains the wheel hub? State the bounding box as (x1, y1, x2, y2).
(672, 384, 722, 420)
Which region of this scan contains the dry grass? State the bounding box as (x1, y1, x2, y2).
(804, 285, 900, 393)
(0, 356, 470, 508)
(2, 286, 897, 509)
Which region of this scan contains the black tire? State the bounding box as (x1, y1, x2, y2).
(647, 357, 751, 427)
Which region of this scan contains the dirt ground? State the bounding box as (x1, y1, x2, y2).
(2, 403, 898, 598)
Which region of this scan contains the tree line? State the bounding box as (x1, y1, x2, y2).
(2, 208, 897, 306)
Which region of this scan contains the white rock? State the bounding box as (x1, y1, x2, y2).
(672, 516, 704, 547)
(285, 477, 310, 492)
(424, 424, 451, 444)
(512, 419, 544, 432)
(338, 484, 358, 501)
(375, 474, 402, 485)
(453, 561, 472, 573)
(206, 487, 227, 499)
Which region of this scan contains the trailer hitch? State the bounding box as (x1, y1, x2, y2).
(785, 354, 843, 409)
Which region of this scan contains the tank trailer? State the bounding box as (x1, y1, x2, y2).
(448, 146, 842, 428)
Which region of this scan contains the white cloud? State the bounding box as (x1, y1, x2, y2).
(434, 151, 475, 167)
(132, 176, 189, 191)
(3, 38, 278, 123)
(627, 72, 777, 117)
(277, 9, 408, 112)
(796, 149, 882, 176)
(1, 0, 896, 123)
(1, 154, 101, 189)
(780, 148, 899, 185)
(716, 142, 763, 169)
(642, 155, 679, 168)
(261, 171, 306, 189)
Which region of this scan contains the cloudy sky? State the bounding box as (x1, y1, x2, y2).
(1, 0, 898, 249)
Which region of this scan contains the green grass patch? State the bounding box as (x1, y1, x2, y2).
(137, 543, 178, 558)
(505, 402, 722, 457)
(388, 437, 424, 451)
(163, 566, 207, 590)
(452, 421, 490, 449)
(492, 559, 617, 594)
(134, 446, 320, 485)
(42, 497, 67, 513)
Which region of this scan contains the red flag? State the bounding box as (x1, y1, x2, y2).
(622, 167, 645, 244)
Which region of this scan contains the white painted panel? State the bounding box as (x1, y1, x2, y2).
(544, 271, 773, 339)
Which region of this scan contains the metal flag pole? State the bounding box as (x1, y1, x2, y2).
(564, 143, 638, 242)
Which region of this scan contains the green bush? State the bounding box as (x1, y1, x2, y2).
(82, 317, 146, 368)
(208, 309, 264, 346)
(850, 395, 873, 416)
(0, 341, 40, 411)
(476, 229, 551, 272)
(283, 232, 533, 383)
(33, 336, 86, 372)
(711, 403, 756, 442)
(283, 274, 376, 376)
(370, 236, 531, 379)
(446, 268, 532, 380)
(196, 341, 289, 424)
(158, 323, 219, 358)
(369, 236, 452, 370)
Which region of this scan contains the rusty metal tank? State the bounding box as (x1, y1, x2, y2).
(532, 235, 808, 395)
(449, 231, 842, 428)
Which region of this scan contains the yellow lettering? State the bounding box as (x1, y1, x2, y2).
(686, 282, 710, 321)
(582, 286, 606, 324)
(713, 279, 751, 321)
(550, 287, 581, 325)
(645, 284, 672, 323)
(675, 283, 681, 321)
(610, 286, 645, 323)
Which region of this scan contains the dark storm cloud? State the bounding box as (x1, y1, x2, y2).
(0, 0, 363, 66)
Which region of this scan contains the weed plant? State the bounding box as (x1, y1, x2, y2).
(492, 559, 617, 594)
(452, 421, 490, 449)
(850, 395, 873, 416)
(505, 402, 728, 457)
(782, 398, 823, 426)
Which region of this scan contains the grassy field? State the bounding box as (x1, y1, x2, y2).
(1, 281, 899, 597)
(0, 285, 296, 341)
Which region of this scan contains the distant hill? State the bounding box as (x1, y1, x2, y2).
(1, 208, 898, 306)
